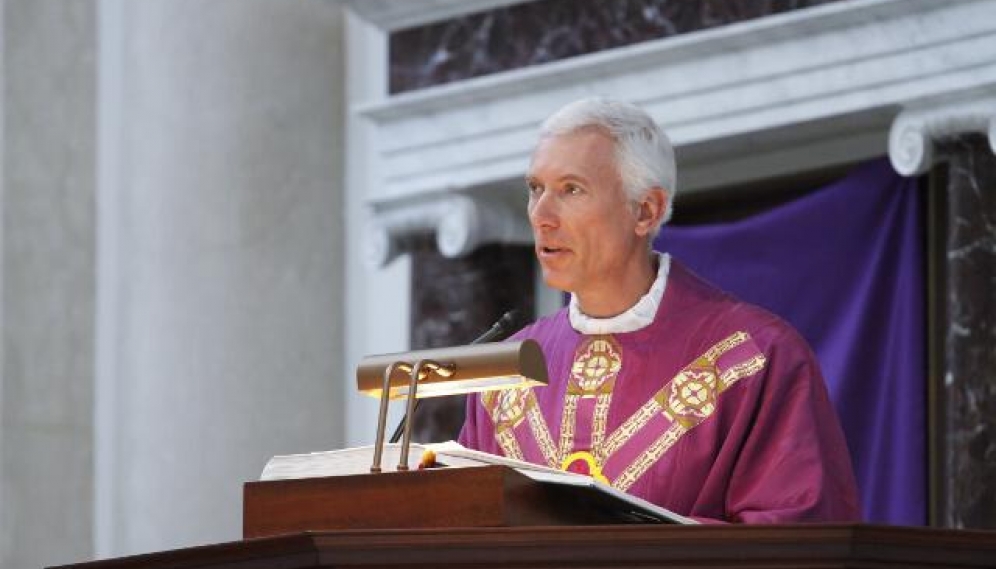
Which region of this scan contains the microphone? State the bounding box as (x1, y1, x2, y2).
(466, 309, 522, 345)
(387, 309, 523, 444)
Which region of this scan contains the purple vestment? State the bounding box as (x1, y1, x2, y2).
(460, 260, 861, 523)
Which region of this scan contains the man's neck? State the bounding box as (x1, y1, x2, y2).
(576, 253, 658, 318)
(568, 252, 670, 335)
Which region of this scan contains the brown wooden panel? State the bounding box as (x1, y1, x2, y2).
(51, 525, 996, 569)
(243, 466, 627, 538)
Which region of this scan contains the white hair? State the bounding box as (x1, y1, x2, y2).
(538, 97, 677, 229)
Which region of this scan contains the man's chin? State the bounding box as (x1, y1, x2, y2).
(540, 272, 572, 293)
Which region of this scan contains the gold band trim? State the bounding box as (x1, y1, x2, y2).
(557, 394, 579, 458)
(720, 355, 766, 389)
(526, 400, 559, 467)
(495, 429, 524, 461)
(703, 331, 749, 362)
(614, 423, 686, 491)
(591, 393, 613, 450)
(598, 332, 751, 465)
(611, 336, 767, 490)
(597, 398, 661, 461)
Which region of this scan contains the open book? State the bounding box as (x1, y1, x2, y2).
(260, 441, 696, 525)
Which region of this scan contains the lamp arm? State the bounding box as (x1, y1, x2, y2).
(387, 310, 522, 444)
(397, 359, 453, 471)
(370, 361, 411, 473)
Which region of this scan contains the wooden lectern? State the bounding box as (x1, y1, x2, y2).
(51, 464, 996, 569)
(244, 465, 683, 537)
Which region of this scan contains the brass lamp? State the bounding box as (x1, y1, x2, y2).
(356, 340, 548, 473)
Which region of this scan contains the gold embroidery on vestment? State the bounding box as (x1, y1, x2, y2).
(570, 336, 622, 395)
(526, 401, 559, 466)
(591, 393, 613, 449)
(662, 358, 720, 429)
(720, 355, 766, 388)
(614, 423, 686, 491)
(483, 388, 530, 434)
(496, 429, 524, 461)
(483, 389, 528, 459)
(597, 398, 661, 462)
(602, 333, 747, 460)
(558, 394, 578, 458)
(486, 330, 766, 490)
(703, 331, 749, 361)
(613, 333, 767, 489)
(559, 335, 622, 458)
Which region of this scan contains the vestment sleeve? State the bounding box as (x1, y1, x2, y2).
(724, 329, 861, 522)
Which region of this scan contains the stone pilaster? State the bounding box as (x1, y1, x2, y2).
(892, 94, 996, 528)
(937, 135, 996, 528)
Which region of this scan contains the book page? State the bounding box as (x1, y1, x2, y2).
(260, 443, 426, 480)
(426, 441, 577, 476)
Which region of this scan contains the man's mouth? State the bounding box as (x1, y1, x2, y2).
(538, 245, 570, 256)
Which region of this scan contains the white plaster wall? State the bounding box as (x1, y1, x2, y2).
(0, 0, 5, 560)
(1, 2, 97, 568)
(342, 11, 412, 447)
(95, 0, 346, 557)
(0, 1, 5, 558)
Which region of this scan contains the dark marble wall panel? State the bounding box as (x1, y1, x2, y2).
(390, 0, 845, 93)
(939, 136, 996, 528)
(407, 237, 535, 442)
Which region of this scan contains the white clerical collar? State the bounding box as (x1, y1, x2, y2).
(568, 252, 671, 335)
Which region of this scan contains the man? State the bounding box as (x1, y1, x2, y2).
(459, 97, 861, 523)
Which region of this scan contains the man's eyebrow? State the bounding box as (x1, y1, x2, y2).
(558, 174, 590, 186)
(525, 173, 590, 185)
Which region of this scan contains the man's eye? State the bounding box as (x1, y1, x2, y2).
(565, 184, 582, 195)
(527, 182, 543, 196)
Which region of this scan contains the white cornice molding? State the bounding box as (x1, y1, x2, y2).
(348, 0, 996, 258)
(889, 91, 996, 176)
(357, 0, 996, 206)
(365, 193, 532, 267)
(341, 0, 530, 31)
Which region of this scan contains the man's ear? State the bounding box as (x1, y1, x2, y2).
(634, 187, 667, 237)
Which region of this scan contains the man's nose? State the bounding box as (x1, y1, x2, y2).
(529, 191, 558, 230)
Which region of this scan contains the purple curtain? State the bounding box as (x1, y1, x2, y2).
(654, 159, 925, 525)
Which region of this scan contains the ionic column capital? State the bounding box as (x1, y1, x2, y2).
(365, 193, 532, 267)
(889, 93, 996, 177)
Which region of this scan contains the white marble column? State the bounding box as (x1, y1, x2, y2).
(96, 0, 345, 557)
(2, 2, 97, 568)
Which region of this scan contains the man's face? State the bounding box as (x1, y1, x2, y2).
(526, 129, 646, 300)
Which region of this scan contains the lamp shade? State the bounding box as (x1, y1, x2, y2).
(356, 339, 548, 400)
